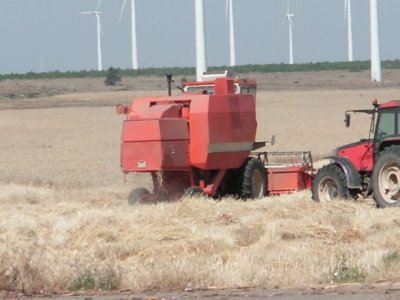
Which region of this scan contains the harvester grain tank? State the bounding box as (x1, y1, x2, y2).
(117, 75, 313, 203)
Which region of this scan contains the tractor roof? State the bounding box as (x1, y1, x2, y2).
(379, 100, 400, 109)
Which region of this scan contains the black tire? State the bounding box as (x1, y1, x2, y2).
(372, 146, 400, 208)
(312, 164, 350, 202)
(241, 158, 266, 199)
(128, 187, 150, 205)
(184, 186, 205, 198)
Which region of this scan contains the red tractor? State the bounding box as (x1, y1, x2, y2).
(312, 99, 400, 208)
(117, 75, 312, 204)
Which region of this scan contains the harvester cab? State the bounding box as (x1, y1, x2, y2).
(182, 72, 256, 95)
(312, 99, 400, 208)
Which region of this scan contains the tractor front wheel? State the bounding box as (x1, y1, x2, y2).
(372, 146, 400, 208)
(241, 158, 266, 199)
(312, 164, 350, 202)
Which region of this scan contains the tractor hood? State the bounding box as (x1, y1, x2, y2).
(334, 139, 374, 172)
(335, 139, 371, 154)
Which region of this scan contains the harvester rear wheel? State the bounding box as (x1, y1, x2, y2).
(312, 164, 349, 202)
(372, 146, 400, 208)
(241, 158, 266, 199)
(128, 187, 150, 205)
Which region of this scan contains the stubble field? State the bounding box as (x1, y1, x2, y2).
(1, 70, 400, 296)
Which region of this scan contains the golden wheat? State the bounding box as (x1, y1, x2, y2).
(1, 86, 400, 294)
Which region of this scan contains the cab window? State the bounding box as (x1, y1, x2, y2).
(376, 109, 396, 141)
(237, 85, 257, 95)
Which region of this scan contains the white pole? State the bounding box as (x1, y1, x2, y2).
(289, 21, 293, 65)
(370, 0, 382, 82)
(40, 55, 44, 73)
(131, 0, 139, 70)
(95, 13, 103, 71)
(228, 0, 236, 66)
(346, 0, 354, 62)
(195, 0, 207, 82)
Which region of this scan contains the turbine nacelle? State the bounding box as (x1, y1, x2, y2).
(286, 13, 294, 24)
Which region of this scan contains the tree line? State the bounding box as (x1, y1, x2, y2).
(2, 59, 400, 81)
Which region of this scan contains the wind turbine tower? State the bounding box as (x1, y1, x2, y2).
(195, 0, 207, 82)
(226, 0, 236, 66)
(345, 0, 354, 62)
(370, 0, 382, 82)
(286, 8, 294, 65)
(82, 10, 103, 71)
(120, 0, 139, 70)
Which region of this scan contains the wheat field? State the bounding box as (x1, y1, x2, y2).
(1, 82, 400, 295)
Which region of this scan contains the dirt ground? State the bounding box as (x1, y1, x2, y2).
(1, 69, 400, 110)
(2, 69, 400, 298)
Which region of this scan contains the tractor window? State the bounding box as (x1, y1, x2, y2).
(397, 111, 400, 134)
(376, 110, 396, 141)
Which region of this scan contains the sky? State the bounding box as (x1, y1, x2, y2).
(0, 0, 400, 74)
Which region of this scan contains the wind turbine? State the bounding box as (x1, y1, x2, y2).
(82, 1, 103, 71)
(344, 0, 354, 62)
(195, 0, 207, 82)
(286, 7, 294, 65)
(370, 0, 382, 82)
(120, 0, 139, 70)
(226, 0, 236, 67)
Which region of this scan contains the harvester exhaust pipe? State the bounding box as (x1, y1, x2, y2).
(166, 74, 174, 96)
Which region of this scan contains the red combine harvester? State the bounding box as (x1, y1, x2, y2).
(117, 75, 313, 204)
(312, 99, 400, 208)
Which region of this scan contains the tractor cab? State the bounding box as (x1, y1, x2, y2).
(344, 99, 400, 155)
(372, 100, 400, 149)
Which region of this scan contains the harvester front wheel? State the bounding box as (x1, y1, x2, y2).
(372, 146, 400, 208)
(184, 186, 205, 198)
(241, 158, 266, 199)
(128, 187, 150, 205)
(312, 164, 349, 202)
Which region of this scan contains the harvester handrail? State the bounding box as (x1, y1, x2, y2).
(252, 151, 313, 172)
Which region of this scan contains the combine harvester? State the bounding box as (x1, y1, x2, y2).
(116, 74, 313, 204)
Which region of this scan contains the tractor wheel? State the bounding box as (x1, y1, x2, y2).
(241, 158, 266, 199)
(312, 164, 350, 202)
(372, 146, 400, 208)
(128, 187, 150, 205)
(184, 186, 205, 198)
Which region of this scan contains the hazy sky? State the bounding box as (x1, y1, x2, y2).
(1, 0, 400, 74)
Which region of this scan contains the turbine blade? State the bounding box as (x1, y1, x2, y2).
(344, 0, 348, 21)
(96, 0, 102, 11)
(119, 0, 127, 21)
(225, 0, 229, 23)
